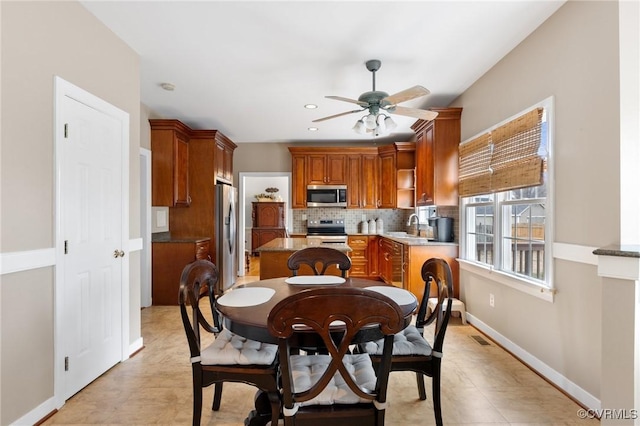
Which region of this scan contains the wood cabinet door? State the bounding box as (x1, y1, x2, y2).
(215, 141, 225, 180)
(307, 154, 327, 184)
(415, 123, 435, 206)
(360, 154, 379, 209)
(173, 133, 190, 206)
(346, 155, 362, 208)
(253, 202, 284, 228)
(368, 236, 379, 277)
(379, 153, 396, 208)
(223, 145, 233, 182)
(308, 154, 347, 184)
(291, 155, 306, 208)
(326, 154, 347, 184)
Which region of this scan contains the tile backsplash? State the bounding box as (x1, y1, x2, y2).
(291, 208, 414, 234)
(290, 206, 459, 241)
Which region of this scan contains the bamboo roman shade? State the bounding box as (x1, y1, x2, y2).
(459, 107, 545, 197)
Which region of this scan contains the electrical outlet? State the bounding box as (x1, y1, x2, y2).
(489, 293, 495, 307)
(302, 214, 307, 220)
(361, 214, 367, 221)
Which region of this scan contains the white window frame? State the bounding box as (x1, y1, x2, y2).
(459, 97, 555, 302)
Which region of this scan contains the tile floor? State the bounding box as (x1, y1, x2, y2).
(42, 258, 598, 425)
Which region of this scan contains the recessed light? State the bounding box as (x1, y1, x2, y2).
(160, 82, 175, 91)
(304, 104, 318, 109)
(308, 127, 318, 132)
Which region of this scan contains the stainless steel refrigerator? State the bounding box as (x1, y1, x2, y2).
(215, 183, 238, 293)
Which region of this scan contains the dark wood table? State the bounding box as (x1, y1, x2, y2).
(216, 276, 418, 345)
(215, 277, 418, 426)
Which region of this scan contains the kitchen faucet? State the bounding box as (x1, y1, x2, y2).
(407, 213, 420, 235)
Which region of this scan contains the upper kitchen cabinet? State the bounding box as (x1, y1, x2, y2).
(378, 142, 416, 209)
(150, 119, 191, 207)
(346, 149, 379, 209)
(290, 153, 307, 209)
(412, 108, 462, 206)
(307, 152, 347, 184)
(215, 134, 237, 184)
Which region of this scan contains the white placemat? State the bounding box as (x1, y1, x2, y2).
(366, 286, 417, 306)
(216, 287, 276, 307)
(284, 275, 346, 285)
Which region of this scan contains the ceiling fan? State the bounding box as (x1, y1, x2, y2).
(313, 59, 438, 135)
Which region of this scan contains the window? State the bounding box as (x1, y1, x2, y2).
(460, 99, 552, 288)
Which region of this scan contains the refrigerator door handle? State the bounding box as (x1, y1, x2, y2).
(227, 193, 235, 254)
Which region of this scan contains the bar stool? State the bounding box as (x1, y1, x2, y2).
(427, 297, 467, 324)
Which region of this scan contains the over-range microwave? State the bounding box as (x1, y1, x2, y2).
(306, 185, 347, 208)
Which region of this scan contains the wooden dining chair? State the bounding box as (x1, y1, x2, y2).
(359, 258, 454, 426)
(178, 260, 280, 426)
(286, 246, 352, 277)
(268, 287, 406, 426)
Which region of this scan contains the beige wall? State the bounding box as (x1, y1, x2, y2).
(451, 0, 619, 399)
(1, 2, 141, 423)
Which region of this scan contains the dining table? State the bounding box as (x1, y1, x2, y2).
(215, 275, 418, 426)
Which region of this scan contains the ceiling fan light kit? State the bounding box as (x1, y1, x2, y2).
(313, 59, 438, 136)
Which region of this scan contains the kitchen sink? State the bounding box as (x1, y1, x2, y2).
(386, 231, 410, 237)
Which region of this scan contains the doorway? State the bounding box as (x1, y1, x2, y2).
(238, 172, 291, 276)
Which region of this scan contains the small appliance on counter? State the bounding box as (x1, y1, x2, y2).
(428, 216, 454, 242)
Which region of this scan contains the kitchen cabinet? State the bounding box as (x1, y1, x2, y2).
(378, 237, 459, 302)
(215, 135, 235, 184)
(152, 238, 210, 305)
(289, 147, 379, 209)
(378, 142, 416, 209)
(150, 119, 191, 207)
(291, 154, 307, 208)
(402, 242, 459, 303)
(307, 153, 347, 184)
(346, 151, 379, 209)
(378, 238, 403, 287)
(167, 127, 237, 262)
(412, 108, 462, 206)
(251, 201, 286, 255)
(347, 235, 379, 279)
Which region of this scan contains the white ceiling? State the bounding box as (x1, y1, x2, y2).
(81, 1, 565, 144)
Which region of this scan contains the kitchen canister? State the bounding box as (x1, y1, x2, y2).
(368, 219, 377, 234)
(360, 220, 369, 234)
(375, 217, 384, 234)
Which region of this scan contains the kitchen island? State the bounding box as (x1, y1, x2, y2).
(255, 238, 352, 279)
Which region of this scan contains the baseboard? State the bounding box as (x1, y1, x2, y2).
(11, 396, 58, 426)
(129, 337, 144, 357)
(466, 312, 601, 411)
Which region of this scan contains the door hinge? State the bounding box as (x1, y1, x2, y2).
(64, 240, 68, 254)
(64, 356, 69, 371)
(64, 123, 68, 138)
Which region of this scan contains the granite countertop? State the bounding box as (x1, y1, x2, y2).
(256, 238, 352, 252)
(593, 244, 640, 258)
(350, 232, 458, 246)
(152, 232, 210, 243)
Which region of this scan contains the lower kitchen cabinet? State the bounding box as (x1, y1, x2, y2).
(152, 238, 210, 305)
(403, 243, 459, 303)
(378, 237, 459, 303)
(347, 235, 379, 279)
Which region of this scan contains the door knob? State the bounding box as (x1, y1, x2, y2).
(113, 249, 125, 258)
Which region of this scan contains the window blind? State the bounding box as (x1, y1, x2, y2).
(459, 107, 544, 197)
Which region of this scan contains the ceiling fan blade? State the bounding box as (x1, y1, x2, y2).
(312, 109, 364, 123)
(325, 95, 369, 107)
(388, 106, 439, 121)
(382, 85, 430, 106)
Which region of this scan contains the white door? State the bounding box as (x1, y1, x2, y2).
(60, 94, 124, 399)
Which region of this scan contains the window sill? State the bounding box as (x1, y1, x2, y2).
(458, 259, 555, 303)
